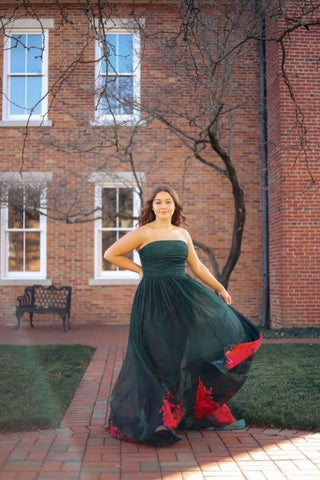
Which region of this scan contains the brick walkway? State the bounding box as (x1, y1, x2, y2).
(0, 323, 320, 480)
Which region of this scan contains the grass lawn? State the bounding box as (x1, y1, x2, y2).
(0, 343, 319, 433)
(0, 344, 95, 432)
(229, 343, 320, 431)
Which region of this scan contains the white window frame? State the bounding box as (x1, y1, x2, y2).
(0, 173, 49, 282)
(92, 19, 142, 126)
(1, 19, 53, 127)
(89, 172, 145, 285)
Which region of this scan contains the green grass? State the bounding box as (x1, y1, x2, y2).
(229, 343, 320, 431)
(0, 345, 95, 432)
(1, 343, 319, 433)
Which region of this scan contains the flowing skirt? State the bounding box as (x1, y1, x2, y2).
(107, 272, 262, 446)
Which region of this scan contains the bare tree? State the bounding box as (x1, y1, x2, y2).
(0, 0, 319, 289)
(132, 0, 261, 286)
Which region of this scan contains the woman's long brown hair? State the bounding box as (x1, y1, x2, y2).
(138, 185, 186, 226)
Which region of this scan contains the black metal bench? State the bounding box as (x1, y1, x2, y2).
(15, 285, 72, 331)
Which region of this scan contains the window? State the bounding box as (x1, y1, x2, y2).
(90, 172, 144, 283)
(1, 19, 53, 126)
(0, 182, 47, 280)
(93, 19, 142, 125)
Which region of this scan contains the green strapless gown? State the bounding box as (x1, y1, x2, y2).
(107, 240, 262, 446)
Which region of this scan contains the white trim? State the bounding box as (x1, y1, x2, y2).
(93, 186, 141, 279)
(0, 172, 52, 183)
(0, 278, 52, 286)
(0, 177, 48, 280)
(0, 119, 52, 127)
(4, 19, 54, 30)
(93, 18, 145, 31)
(2, 26, 50, 122)
(92, 172, 144, 283)
(89, 171, 145, 186)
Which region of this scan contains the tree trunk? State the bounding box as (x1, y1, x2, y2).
(208, 130, 246, 288)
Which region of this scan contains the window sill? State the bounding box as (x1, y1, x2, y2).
(0, 120, 52, 128)
(89, 277, 139, 286)
(0, 278, 52, 286)
(89, 118, 146, 127)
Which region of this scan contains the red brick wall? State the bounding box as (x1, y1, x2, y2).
(0, 3, 263, 326)
(266, 15, 320, 327)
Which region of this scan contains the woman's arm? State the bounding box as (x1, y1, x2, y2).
(104, 229, 144, 278)
(186, 232, 232, 305)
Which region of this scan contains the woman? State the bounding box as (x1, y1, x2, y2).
(105, 184, 262, 446)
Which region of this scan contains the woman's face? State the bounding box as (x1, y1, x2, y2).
(152, 191, 175, 221)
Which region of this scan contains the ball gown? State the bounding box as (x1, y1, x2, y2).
(107, 240, 262, 446)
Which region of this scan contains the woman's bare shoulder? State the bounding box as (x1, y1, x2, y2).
(137, 224, 154, 237)
(110, 225, 149, 250)
(129, 225, 154, 248)
(177, 226, 191, 241)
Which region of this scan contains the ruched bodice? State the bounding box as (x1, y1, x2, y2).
(107, 239, 262, 446)
(139, 240, 188, 277)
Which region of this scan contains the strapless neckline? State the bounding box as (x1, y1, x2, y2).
(138, 239, 188, 253)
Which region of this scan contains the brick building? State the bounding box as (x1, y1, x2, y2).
(266, 9, 320, 327)
(0, 1, 319, 328)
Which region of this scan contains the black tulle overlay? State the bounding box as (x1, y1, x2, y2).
(107, 240, 262, 446)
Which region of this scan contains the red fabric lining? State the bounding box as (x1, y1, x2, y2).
(107, 424, 139, 444)
(160, 392, 184, 429)
(194, 378, 217, 420)
(225, 333, 263, 370)
(193, 378, 236, 425)
(211, 403, 236, 424)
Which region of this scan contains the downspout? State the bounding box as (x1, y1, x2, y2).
(259, 15, 270, 328)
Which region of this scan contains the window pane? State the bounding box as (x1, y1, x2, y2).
(26, 232, 40, 271)
(101, 95, 116, 115)
(101, 55, 106, 75)
(101, 188, 116, 228)
(10, 76, 42, 115)
(102, 76, 117, 114)
(8, 189, 23, 228)
(10, 34, 26, 73)
(102, 230, 117, 270)
(105, 76, 133, 115)
(25, 189, 40, 228)
(10, 77, 26, 115)
(106, 34, 133, 74)
(8, 232, 23, 271)
(119, 231, 133, 262)
(100, 45, 107, 74)
(101, 230, 133, 271)
(100, 34, 134, 116)
(118, 34, 133, 73)
(119, 189, 133, 228)
(107, 34, 117, 74)
(26, 34, 43, 73)
(26, 77, 42, 114)
(118, 76, 133, 113)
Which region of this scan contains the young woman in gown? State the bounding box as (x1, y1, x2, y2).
(104, 184, 262, 446)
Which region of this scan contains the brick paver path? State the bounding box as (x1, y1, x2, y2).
(0, 323, 320, 480)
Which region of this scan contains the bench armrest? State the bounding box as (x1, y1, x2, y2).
(16, 289, 34, 307)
